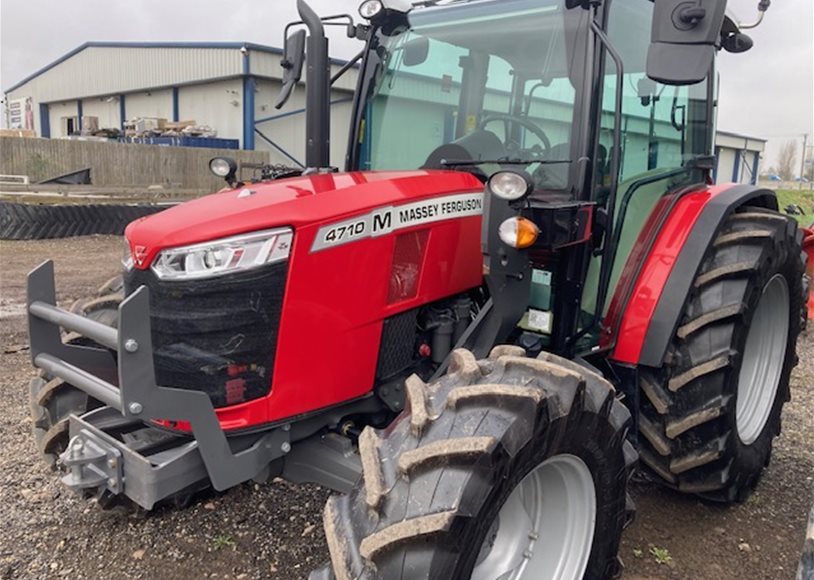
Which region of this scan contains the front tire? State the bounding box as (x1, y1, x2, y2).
(638, 207, 805, 502)
(316, 347, 636, 579)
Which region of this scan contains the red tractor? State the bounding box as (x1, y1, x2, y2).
(804, 225, 814, 322)
(27, 0, 807, 577)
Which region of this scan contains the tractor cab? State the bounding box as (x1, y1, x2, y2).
(351, 0, 590, 197)
(275, 0, 734, 358)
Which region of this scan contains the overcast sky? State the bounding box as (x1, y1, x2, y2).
(1, 0, 812, 167)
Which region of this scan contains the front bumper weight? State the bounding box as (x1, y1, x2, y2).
(27, 260, 291, 503)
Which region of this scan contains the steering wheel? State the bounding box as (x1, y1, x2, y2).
(478, 113, 552, 154)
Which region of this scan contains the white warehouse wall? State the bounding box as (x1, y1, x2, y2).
(82, 96, 121, 130)
(253, 79, 354, 169)
(716, 148, 737, 183)
(6, 46, 244, 105)
(178, 78, 244, 141)
(48, 101, 79, 137)
(125, 89, 173, 121)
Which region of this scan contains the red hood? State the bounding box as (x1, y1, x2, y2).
(125, 170, 483, 268)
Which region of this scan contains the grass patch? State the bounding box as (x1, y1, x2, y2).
(775, 189, 814, 226)
(650, 545, 673, 565)
(212, 535, 235, 550)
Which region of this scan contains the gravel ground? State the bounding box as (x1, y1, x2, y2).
(1, 236, 812, 580)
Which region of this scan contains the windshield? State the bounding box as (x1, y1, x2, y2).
(356, 0, 591, 193)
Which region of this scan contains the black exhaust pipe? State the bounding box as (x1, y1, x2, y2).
(298, 0, 331, 169)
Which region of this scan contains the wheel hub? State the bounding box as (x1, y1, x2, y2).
(736, 274, 790, 445)
(471, 454, 596, 580)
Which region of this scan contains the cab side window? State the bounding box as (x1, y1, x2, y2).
(598, 0, 711, 187)
(581, 0, 712, 322)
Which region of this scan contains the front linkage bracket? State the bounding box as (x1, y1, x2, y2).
(60, 428, 124, 494)
(28, 261, 292, 497)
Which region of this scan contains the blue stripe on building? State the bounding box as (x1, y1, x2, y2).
(172, 87, 180, 122)
(39, 103, 50, 138)
(713, 146, 721, 183)
(732, 149, 741, 182)
(243, 76, 256, 150)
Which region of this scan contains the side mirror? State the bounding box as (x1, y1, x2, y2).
(274, 29, 307, 109)
(647, 0, 727, 85)
(402, 36, 429, 67)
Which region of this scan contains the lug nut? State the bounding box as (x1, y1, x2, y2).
(124, 339, 139, 353)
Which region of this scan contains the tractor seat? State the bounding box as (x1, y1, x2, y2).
(423, 130, 507, 179)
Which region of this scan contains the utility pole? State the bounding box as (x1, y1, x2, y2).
(800, 133, 809, 190)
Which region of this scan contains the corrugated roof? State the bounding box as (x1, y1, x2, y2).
(4, 41, 352, 95)
(716, 129, 768, 143)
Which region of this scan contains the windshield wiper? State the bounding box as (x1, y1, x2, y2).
(439, 158, 572, 167)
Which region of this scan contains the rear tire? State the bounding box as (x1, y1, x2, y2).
(638, 207, 805, 502)
(29, 277, 123, 467)
(315, 347, 636, 580)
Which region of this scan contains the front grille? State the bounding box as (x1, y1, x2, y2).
(123, 262, 288, 408)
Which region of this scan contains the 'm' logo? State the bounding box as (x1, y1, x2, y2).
(134, 246, 148, 266)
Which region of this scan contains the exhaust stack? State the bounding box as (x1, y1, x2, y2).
(298, 0, 331, 169)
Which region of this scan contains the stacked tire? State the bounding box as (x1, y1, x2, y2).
(0, 201, 167, 240)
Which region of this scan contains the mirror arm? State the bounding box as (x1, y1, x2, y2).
(274, 81, 296, 110)
(737, 0, 771, 29)
(737, 11, 765, 30)
(331, 51, 365, 85)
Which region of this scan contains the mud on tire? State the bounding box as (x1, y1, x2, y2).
(29, 277, 123, 467)
(638, 207, 805, 502)
(315, 347, 636, 580)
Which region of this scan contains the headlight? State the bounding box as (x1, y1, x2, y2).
(359, 0, 383, 18)
(123, 239, 134, 271)
(151, 228, 293, 281)
(488, 171, 533, 201)
(498, 217, 539, 249)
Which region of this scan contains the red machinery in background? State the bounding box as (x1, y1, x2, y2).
(805, 226, 814, 320)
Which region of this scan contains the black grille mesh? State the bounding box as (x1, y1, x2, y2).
(124, 263, 287, 408)
(376, 309, 419, 380)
